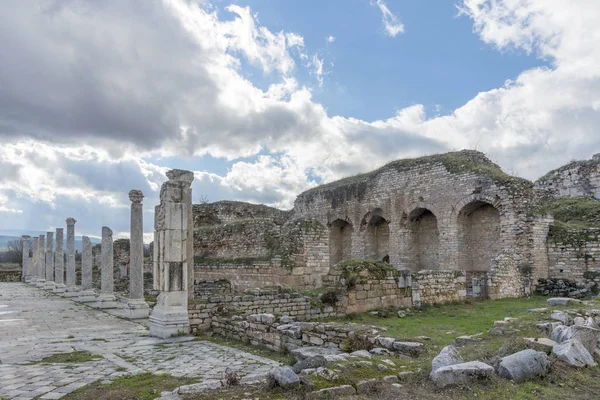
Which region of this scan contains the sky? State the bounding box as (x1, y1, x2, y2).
(1, 0, 600, 242)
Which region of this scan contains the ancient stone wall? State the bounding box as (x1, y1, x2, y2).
(193, 201, 290, 227)
(0, 271, 21, 282)
(193, 263, 286, 290)
(487, 254, 528, 299)
(113, 238, 130, 278)
(411, 270, 466, 306)
(535, 154, 600, 199)
(547, 227, 600, 284)
(193, 279, 232, 298)
(292, 150, 542, 276)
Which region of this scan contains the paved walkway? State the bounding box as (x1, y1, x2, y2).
(0, 283, 279, 399)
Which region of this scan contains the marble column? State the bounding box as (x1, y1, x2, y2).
(53, 228, 66, 293)
(35, 235, 46, 287)
(65, 217, 78, 293)
(96, 226, 118, 308)
(21, 235, 30, 282)
(43, 232, 55, 290)
(77, 236, 96, 302)
(29, 237, 39, 285)
(124, 190, 150, 319)
(149, 169, 193, 338)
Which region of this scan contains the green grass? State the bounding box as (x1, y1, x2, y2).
(36, 351, 102, 364)
(64, 373, 196, 400)
(326, 296, 552, 347)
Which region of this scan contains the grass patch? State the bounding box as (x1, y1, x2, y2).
(36, 351, 102, 364)
(194, 334, 296, 366)
(64, 372, 196, 400)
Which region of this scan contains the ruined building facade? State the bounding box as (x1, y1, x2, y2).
(191, 150, 600, 306)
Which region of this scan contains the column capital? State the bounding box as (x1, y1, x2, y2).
(129, 189, 144, 204)
(66, 217, 77, 225)
(22, 235, 31, 240)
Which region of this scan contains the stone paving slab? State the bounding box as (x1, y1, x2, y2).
(0, 283, 280, 399)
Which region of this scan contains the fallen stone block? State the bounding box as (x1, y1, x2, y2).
(548, 298, 583, 307)
(496, 349, 549, 383)
(431, 345, 462, 374)
(291, 346, 343, 362)
(392, 341, 424, 357)
(270, 366, 300, 389)
(552, 339, 597, 367)
(292, 355, 328, 373)
(551, 324, 600, 354)
(550, 311, 573, 325)
(305, 385, 356, 399)
(524, 337, 557, 353)
(431, 361, 494, 388)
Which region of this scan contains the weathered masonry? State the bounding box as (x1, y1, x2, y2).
(192, 150, 600, 308)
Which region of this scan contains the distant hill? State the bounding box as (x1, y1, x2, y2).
(0, 231, 100, 252)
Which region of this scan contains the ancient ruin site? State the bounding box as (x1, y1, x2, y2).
(1, 150, 600, 400)
(3, 1, 600, 399)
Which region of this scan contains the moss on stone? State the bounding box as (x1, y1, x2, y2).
(531, 197, 600, 228)
(337, 260, 398, 289)
(300, 150, 531, 203)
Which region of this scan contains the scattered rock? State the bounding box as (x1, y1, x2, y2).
(431, 345, 463, 374)
(381, 359, 396, 366)
(528, 308, 549, 313)
(524, 337, 558, 352)
(292, 355, 328, 374)
(315, 367, 339, 380)
(369, 347, 392, 356)
(279, 316, 295, 324)
(305, 385, 356, 400)
(496, 350, 549, 383)
(493, 321, 507, 327)
(397, 311, 407, 318)
(349, 350, 372, 359)
(537, 321, 562, 335)
(377, 364, 389, 371)
(454, 334, 483, 347)
(269, 366, 300, 389)
(552, 339, 597, 367)
(547, 298, 583, 307)
(431, 361, 494, 388)
(382, 375, 400, 383)
(377, 337, 396, 349)
(355, 378, 382, 395)
(550, 311, 573, 325)
(177, 380, 222, 393)
(291, 347, 343, 362)
(392, 341, 424, 357)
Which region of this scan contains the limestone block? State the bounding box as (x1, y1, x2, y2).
(431, 361, 494, 388)
(496, 349, 549, 383)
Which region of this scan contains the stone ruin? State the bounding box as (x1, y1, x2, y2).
(14, 150, 600, 342)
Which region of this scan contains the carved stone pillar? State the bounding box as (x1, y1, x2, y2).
(43, 232, 55, 290)
(149, 169, 193, 338)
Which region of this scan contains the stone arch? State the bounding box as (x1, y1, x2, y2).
(456, 196, 502, 272)
(360, 208, 390, 262)
(406, 207, 440, 271)
(329, 219, 354, 265)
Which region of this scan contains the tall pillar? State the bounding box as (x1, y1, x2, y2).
(54, 228, 66, 293)
(22, 235, 30, 282)
(65, 217, 78, 292)
(124, 190, 150, 319)
(77, 236, 97, 302)
(149, 169, 193, 338)
(29, 237, 39, 285)
(43, 232, 55, 290)
(96, 226, 118, 308)
(35, 235, 46, 287)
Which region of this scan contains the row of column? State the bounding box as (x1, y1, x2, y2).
(21, 190, 150, 319)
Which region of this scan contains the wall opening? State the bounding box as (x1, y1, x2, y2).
(363, 212, 390, 261)
(408, 208, 439, 270)
(329, 219, 353, 265)
(458, 201, 501, 271)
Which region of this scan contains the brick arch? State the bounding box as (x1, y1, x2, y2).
(455, 194, 503, 272)
(359, 208, 390, 262)
(405, 201, 443, 223)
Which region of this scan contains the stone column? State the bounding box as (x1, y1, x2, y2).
(22, 235, 30, 282)
(43, 232, 55, 290)
(29, 237, 39, 285)
(124, 190, 150, 319)
(77, 236, 97, 302)
(35, 235, 46, 287)
(149, 169, 193, 338)
(65, 217, 78, 293)
(53, 228, 66, 293)
(96, 226, 118, 308)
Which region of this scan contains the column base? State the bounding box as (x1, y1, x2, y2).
(35, 278, 46, 288)
(76, 289, 97, 303)
(28, 277, 39, 286)
(24, 276, 33, 283)
(123, 298, 151, 319)
(53, 284, 66, 294)
(43, 281, 56, 290)
(149, 291, 189, 339)
(62, 287, 80, 298)
(94, 293, 119, 309)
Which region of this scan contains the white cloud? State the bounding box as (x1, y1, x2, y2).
(310, 54, 325, 87)
(372, 0, 405, 37)
(326, 35, 336, 44)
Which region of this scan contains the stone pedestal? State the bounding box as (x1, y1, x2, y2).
(124, 190, 150, 319)
(149, 170, 193, 338)
(22, 235, 31, 282)
(43, 233, 55, 290)
(95, 227, 118, 309)
(53, 228, 66, 293)
(36, 235, 47, 287)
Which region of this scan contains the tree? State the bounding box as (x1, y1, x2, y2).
(4, 239, 23, 266)
(197, 194, 209, 204)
